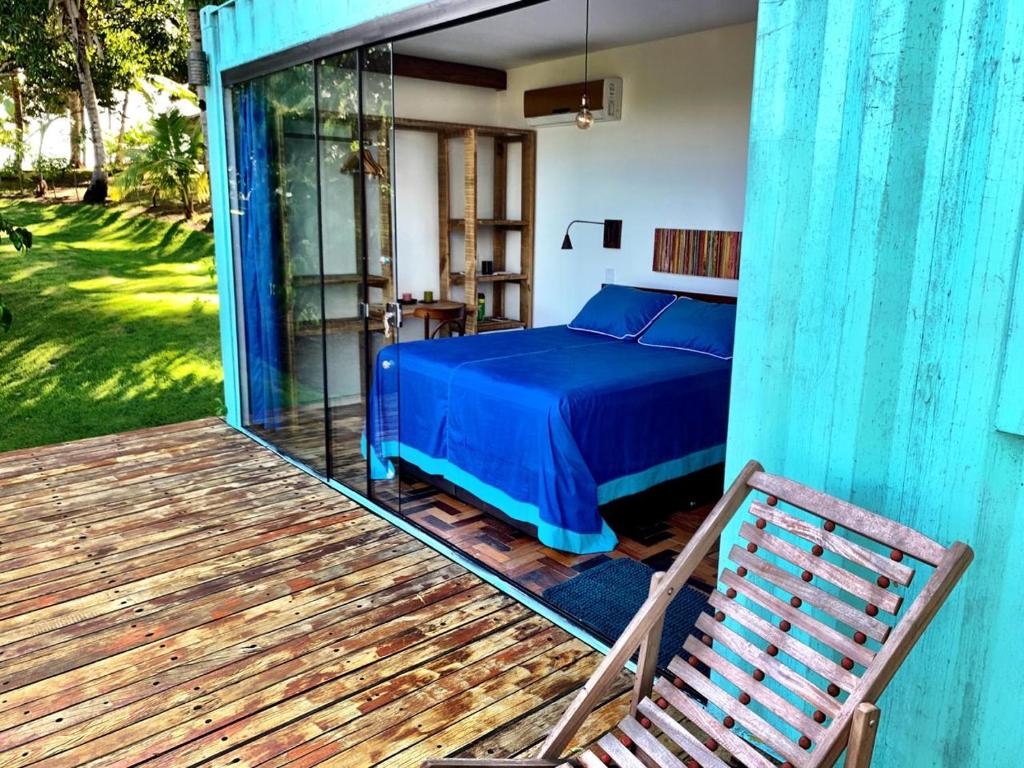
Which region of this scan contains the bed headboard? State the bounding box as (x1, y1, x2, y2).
(602, 284, 738, 305)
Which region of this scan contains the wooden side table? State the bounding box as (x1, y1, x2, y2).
(412, 301, 467, 339)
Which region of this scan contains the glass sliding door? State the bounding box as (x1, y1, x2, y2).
(229, 45, 401, 507)
(230, 63, 329, 474)
(317, 44, 402, 506)
(357, 44, 403, 508)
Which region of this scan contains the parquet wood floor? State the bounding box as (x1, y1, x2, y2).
(0, 419, 631, 767)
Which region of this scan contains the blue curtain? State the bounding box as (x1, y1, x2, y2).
(236, 82, 285, 429)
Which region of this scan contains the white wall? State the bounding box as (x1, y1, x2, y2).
(392, 21, 755, 330)
(497, 22, 754, 325)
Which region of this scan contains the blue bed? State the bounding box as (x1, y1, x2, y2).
(365, 325, 731, 554)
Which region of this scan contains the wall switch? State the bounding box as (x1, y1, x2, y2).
(605, 268, 616, 284)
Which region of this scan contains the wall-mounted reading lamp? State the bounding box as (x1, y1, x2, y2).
(561, 219, 623, 250)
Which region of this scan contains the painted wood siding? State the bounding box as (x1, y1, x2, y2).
(725, 1, 1024, 766)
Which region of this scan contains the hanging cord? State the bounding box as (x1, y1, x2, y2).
(583, 0, 590, 100)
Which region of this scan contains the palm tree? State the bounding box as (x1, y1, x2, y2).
(56, 0, 107, 203)
(116, 108, 207, 219)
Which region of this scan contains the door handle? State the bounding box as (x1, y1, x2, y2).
(382, 302, 402, 340)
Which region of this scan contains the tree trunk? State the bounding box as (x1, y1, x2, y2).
(63, 0, 107, 204)
(11, 73, 25, 186)
(114, 90, 130, 168)
(185, 4, 212, 217)
(68, 91, 84, 169)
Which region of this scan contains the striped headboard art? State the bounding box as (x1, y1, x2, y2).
(652, 228, 742, 280)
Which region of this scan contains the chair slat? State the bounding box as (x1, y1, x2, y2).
(598, 733, 648, 768)
(631, 701, 729, 768)
(670, 658, 810, 767)
(730, 546, 891, 642)
(750, 502, 915, 585)
(678, 636, 827, 739)
(708, 590, 861, 689)
(618, 715, 688, 768)
(721, 569, 875, 668)
(695, 613, 841, 718)
(578, 750, 608, 768)
(748, 472, 947, 566)
(741, 523, 902, 614)
(649, 681, 776, 768)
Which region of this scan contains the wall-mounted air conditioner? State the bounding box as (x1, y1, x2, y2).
(524, 77, 622, 126)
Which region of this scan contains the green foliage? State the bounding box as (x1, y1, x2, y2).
(0, 210, 33, 331)
(32, 155, 72, 181)
(0, 201, 221, 449)
(115, 108, 207, 218)
(0, 0, 189, 116)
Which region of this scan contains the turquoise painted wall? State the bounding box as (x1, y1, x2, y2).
(724, 1, 1024, 766)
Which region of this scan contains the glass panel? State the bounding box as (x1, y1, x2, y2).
(361, 44, 403, 508)
(230, 63, 328, 474)
(316, 50, 369, 496)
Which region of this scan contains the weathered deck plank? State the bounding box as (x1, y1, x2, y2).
(0, 419, 626, 767)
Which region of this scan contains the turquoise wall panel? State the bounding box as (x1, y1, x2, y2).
(726, 1, 1024, 765)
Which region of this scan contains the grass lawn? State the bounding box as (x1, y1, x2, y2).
(0, 201, 222, 452)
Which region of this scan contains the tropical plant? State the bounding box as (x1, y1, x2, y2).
(0, 0, 190, 201)
(115, 108, 207, 218)
(0, 212, 33, 331)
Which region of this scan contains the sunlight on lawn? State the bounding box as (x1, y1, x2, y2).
(0, 201, 223, 452)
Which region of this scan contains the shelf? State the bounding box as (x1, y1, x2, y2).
(295, 305, 385, 336)
(450, 272, 528, 285)
(449, 218, 527, 228)
(292, 273, 389, 289)
(475, 317, 526, 333)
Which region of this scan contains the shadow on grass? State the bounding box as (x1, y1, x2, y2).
(0, 201, 223, 452)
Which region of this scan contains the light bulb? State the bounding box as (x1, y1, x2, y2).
(575, 106, 593, 130)
(575, 94, 593, 130)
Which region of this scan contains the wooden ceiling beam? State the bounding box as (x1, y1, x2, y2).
(393, 53, 507, 91)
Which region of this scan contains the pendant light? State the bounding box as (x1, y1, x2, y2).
(575, 0, 593, 130)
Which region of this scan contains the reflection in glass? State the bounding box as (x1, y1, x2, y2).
(231, 64, 328, 473)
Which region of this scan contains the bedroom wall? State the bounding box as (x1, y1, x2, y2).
(390, 22, 756, 331)
(496, 22, 755, 325)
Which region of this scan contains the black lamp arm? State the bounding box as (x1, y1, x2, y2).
(562, 219, 622, 250)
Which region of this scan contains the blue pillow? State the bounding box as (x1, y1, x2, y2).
(568, 285, 676, 339)
(638, 298, 737, 359)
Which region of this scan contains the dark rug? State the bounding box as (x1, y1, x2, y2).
(543, 557, 712, 669)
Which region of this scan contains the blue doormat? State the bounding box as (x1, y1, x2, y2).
(543, 558, 712, 669)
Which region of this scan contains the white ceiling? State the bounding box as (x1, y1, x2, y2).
(394, 0, 757, 70)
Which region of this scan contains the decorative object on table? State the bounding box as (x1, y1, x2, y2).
(652, 227, 742, 279)
(422, 290, 435, 303)
(402, 292, 412, 301)
(476, 293, 486, 322)
(561, 218, 622, 250)
(543, 558, 711, 669)
(481, 260, 494, 275)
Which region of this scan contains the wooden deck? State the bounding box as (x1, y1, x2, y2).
(0, 419, 632, 767)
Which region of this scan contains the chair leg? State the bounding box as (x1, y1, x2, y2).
(845, 702, 881, 767)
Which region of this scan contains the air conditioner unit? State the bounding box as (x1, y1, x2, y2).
(524, 77, 622, 126)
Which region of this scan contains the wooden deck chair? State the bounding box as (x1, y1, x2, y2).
(424, 461, 973, 768)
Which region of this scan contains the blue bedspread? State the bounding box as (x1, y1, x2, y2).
(366, 326, 730, 554)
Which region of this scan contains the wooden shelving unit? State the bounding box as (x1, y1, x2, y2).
(399, 118, 534, 335)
